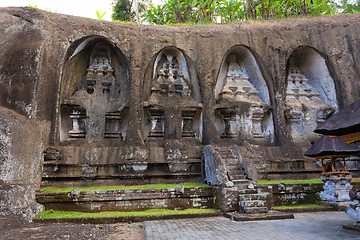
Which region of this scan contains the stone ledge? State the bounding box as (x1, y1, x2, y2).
(224, 210, 294, 221)
(343, 224, 360, 232)
(275, 206, 333, 213)
(32, 212, 222, 224)
(36, 187, 217, 212)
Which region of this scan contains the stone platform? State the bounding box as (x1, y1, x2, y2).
(36, 186, 216, 212)
(343, 224, 360, 232)
(144, 212, 359, 240)
(224, 210, 294, 221)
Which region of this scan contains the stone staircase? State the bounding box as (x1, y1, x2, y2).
(213, 146, 268, 214)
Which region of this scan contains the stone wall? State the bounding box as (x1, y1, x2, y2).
(36, 187, 216, 212)
(259, 182, 360, 207)
(1, 7, 360, 187)
(0, 107, 49, 226)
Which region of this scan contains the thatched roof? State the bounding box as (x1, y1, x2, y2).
(304, 135, 360, 158)
(315, 99, 360, 136)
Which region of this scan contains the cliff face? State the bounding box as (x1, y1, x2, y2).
(0, 107, 49, 227)
(1, 7, 360, 146)
(1, 7, 360, 221)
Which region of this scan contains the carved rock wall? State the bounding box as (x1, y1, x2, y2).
(1, 8, 359, 147)
(1, 8, 360, 186)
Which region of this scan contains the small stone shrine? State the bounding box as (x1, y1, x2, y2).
(305, 135, 360, 206)
(314, 99, 360, 228)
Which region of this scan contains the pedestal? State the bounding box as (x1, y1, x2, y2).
(319, 174, 353, 206)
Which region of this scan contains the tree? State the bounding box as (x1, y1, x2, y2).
(141, 0, 358, 25)
(112, 0, 133, 21)
(112, 0, 150, 22)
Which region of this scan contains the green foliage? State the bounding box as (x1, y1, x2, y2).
(36, 208, 218, 219)
(258, 178, 324, 185)
(96, 10, 107, 20)
(141, 0, 360, 25)
(28, 4, 38, 8)
(112, 0, 133, 21)
(40, 182, 209, 193)
(258, 177, 360, 185)
(112, 0, 150, 22)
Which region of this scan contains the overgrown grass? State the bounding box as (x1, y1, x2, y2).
(258, 177, 360, 185)
(274, 204, 324, 209)
(36, 208, 218, 219)
(258, 179, 323, 185)
(40, 182, 209, 193)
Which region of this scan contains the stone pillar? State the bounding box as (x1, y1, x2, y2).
(220, 109, 237, 138)
(251, 106, 265, 139)
(104, 111, 122, 138)
(147, 109, 165, 138)
(182, 110, 196, 137)
(69, 110, 86, 138)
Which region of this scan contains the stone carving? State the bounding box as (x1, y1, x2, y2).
(150, 57, 191, 98)
(219, 55, 263, 103)
(145, 52, 202, 141)
(285, 67, 335, 141)
(147, 109, 165, 138)
(345, 190, 360, 225)
(61, 42, 127, 140)
(217, 55, 270, 140)
(319, 174, 353, 206)
(182, 110, 196, 137)
(69, 110, 86, 138)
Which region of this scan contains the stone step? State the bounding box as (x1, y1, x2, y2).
(239, 200, 266, 208)
(238, 189, 258, 194)
(214, 150, 232, 154)
(213, 147, 231, 151)
(227, 169, 245, 175)
(239, 193, 267, 201)
(243, 207, 268, 214)
(220, 154, 237, 159)
(226, 165, 241, 171)
(225, 159, 239, 164)
(228, 174, 247, 180)
(232, 179, 251, 186)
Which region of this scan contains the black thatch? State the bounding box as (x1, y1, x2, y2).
(304, 135, 360, 158)
(315, 99, 360, 136)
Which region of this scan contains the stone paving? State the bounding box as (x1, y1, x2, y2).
(144, 211, 360, 240)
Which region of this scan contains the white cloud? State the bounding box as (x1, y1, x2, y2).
(0, 0, 114, 21)
(0, 0, 165, 21)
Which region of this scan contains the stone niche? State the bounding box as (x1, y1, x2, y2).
(285, 47, 337, 143)
(215, 46, 274, 144)
(143, 47, 202, 144)
(59, 36, 130, 143)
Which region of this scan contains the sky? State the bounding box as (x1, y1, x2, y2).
(0, 0, 163, 21)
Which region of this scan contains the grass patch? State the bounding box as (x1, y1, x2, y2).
(40, 182, 209, 193)
(274, 204, 324, 210)
(36, 208, 218, 219)
(258, 177, 360, 185)
(258, 179, 323, 185)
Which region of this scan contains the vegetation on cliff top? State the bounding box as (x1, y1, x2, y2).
(112, 0, 360, 25)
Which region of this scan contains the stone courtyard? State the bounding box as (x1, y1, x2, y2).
(144, 212, 359, 240)
(0, 212, 358, 240)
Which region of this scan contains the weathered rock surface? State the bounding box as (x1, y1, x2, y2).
(0, 107, 49, 226)
(1, 7, 360, 146)
(1, 7, 360, 220)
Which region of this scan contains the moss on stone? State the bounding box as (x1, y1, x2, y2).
(40, 182, 210, 193)
(36, 208, 218, 219)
